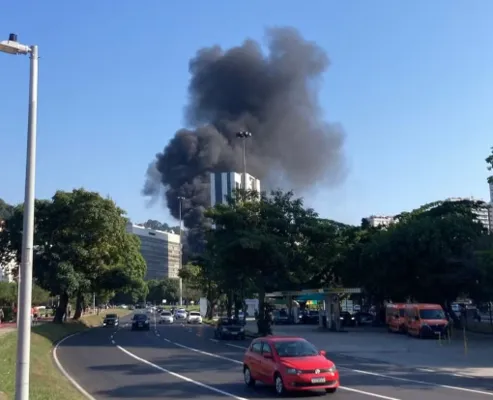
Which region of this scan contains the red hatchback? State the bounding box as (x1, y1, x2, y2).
(243, 336, 339, 395)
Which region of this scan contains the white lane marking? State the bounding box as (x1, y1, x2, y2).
(159, 338, 400, 399)
(339, 387, 401, 400)
(342, 368, 493, 397)
(226, 343, 248, 350)
(53, 333, 97, 400)
(169, 340, 243, 365)
(417, 368, 434, 372)
(210, 338, 219, 343)
(117, 345, 250, 400)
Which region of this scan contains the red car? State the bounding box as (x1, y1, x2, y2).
(243, 336, 339, 395)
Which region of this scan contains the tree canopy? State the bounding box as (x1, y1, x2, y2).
(178, 187, 493, 334)
(0, 189, 147, 322)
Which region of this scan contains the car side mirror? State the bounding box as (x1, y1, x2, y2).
(263, 353, 273, 359)
(319, 350, 326, 356)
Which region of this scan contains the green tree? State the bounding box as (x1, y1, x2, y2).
(0, 198, 13, 220)
(359, 202, 485, 309)
(146, 278, 179, 304)
(205, 189, 324, 334)
(0, 189, 147, 322)
(486, 146, 493, 184)
(141, 219, 180, 234)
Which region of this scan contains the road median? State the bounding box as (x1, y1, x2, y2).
(0, 309, 131, 400)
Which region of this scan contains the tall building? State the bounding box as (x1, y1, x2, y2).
(126, 222, 181, 280)
(445, 197, 492, 232)
(209, 172, 261, 207)
(489, 181, 493, 203)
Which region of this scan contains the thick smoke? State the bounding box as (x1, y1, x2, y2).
(143, 27, 346, 229)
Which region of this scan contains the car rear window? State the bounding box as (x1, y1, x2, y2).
(190, 312, 200, 316)
(106, 314, 117, 319)
(161, 312, 171, 316)
(134, 314, 147, 321)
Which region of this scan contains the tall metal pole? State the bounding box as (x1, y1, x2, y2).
(235, 131, 252, 192)
(178, 197, 183, 306)
(242, 139, 247, 191)
(15, 44, 39, 400)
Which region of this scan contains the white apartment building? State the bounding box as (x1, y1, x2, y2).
(0, 262, 14, 282)
(209, 172, 261, 207)
(366, 215, 395, 227)
(445, 197, 492, 232)
(126, 222, 181, 280)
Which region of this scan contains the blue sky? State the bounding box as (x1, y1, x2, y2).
(1, 1, 492, 226)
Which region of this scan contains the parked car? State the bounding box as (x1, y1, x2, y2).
(273, 309, 290, 325)
(302, 310, 320, 325)
(214, 317, 245, 340)
(353, 312, 374, 326)
(131, 313, 150, 331)
(243, 336, 339, 395)
(187, 311, 203, 324)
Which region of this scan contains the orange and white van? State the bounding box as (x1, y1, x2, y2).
(386, 303, 407, 333)
(405, 303, 448, 338)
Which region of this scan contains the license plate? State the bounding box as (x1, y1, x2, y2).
(138, 323, 143, 327)
(311, 378, 326, 384)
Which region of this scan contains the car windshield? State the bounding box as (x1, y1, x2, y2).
(420, 309, 445, 320)
(133, 314, 147, 321)
(190, 312, 200, 316)
(309, 311, 319, 316)
(161, 312, 171, 316)
(274, 340, 319, 358)
(105, 314, 117, 319)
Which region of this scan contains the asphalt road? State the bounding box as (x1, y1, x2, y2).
(56, 314, 493, 400)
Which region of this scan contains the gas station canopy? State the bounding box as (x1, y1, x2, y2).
(266, 288, 361, 300)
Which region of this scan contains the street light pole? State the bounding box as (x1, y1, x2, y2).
(177, 196, 185, 306)
(235, 131, 252, 191)
(0, 33, 39, 400)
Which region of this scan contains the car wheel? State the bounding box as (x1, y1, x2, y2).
(325, 388, 337, 394)
(274, 373, 286, 396)
(244, 366, 255, 387)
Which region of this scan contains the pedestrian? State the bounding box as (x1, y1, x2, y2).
(67, 304, 72, 318)
(0, 308, 4, 325)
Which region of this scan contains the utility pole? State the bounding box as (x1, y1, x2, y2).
(177, 196, 185, 306)
(235, 131, 252, 191)
(0, 34, 39, 400)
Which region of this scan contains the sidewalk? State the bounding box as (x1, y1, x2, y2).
(268, 324, 493, 378)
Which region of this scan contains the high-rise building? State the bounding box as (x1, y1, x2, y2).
(489, 181, 493, 203)
(126, 222, 181, 280)
(209, 172, 261, 207)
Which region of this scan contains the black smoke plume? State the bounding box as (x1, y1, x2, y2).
(143, 27, 346, 232)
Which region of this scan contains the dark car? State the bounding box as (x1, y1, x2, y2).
(340, 311, 355, 326)
(302, 310, 320, 325)
(272, 309, 290, 325)
(131, 313, 150, 331)
(214, 317, 245, 340)
(353, 312, 374, 326)
(103, 313, 119, 327)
